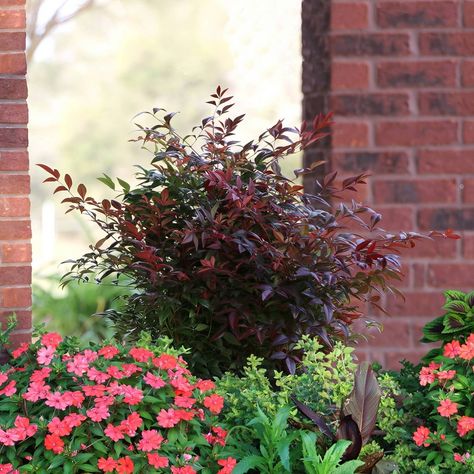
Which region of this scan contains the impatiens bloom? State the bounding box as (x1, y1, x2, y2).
(86, 405, 110, 422)
(12, 342, 29, 359)
(436, 370, 456, 380)
(104, 423, 124, 442)
(121, 385, 143, 405)
(37, 346, 55, 365)
(98, 457, 118, 473)
(47, 417, 72, 436)
(171, 466, 197, 474)
(437, 399, 458, 417)
(0, 380, 16, 397)
(419, 366, 436, 386)
(23, 381, 50, 402)
(457, 416, 474, 436)
(454, 452, 471, 464)
(143, 372, 166, 389)
(153, 353, 178, 370)
(204, 394, 224, 414)
(218, 457, 237, 474)
(87, 367, 110, 383)
(0, 464, 18, 474)
(116, 456, 134, 474)
(196, 379, 215, 392)
(45, 391, 69, 410)
(157, 408, 180, 428)
(175, 395, 195, 408)
(147, 452, 169, 468)
(66, 355, 89, 376)
(0, 428, 20, 446)
(44, 433, 64, 454)
(119, 412, 143, 436)
(41, 332, 62, 349)
(13, 416, 37, 439)
(459, 340, 474, 360)
(137, 429, 164, 452)
(98, 345, 120, 359)
(63, 413, 86, 428)
(129, 347, 154, 362)
(444, 340, 461, 358)
(413, 425, 431, 447)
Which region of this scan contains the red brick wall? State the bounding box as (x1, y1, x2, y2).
(0, 0, 31, 347)
(303, 0, 474, 367)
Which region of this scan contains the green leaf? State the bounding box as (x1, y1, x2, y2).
(233, 455, 265, 474)
(49, 455, 67, 469)
(78, 464, 100, 472)
(97, 173, 115, 190)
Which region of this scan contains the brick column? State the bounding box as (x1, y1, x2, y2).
(303, 0, 473, 367)
(0, 0, 31, 346)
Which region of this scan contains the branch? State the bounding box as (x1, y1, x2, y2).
(27, 0, 96, 63)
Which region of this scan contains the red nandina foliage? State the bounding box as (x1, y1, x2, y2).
(39, 87, 455, 376)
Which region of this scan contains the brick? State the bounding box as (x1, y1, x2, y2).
(0, 287, 30, 308)
(385, 350, 427, 369)
(5, 331, 32, 349)
(417, 149, 474, 174)
(461, 61, 474, 87)
(332, 122, 369, 148)
(403, 237, 458, 259)
(0, 196, 29, 216)
(0, 128, 27, 148)
(331, 33, 410, 57)
(463, 179, 474, 203)
(0, 174, 29, 193)
(418, 209, 474, 231)
(0, 220, 30, 239)
(377, 61, 456, 88)
(0, 266, 30, 285)
(0, 242, 30, 263)
(363, 320, 411, 348)
(331, 2, 368, 30)
(420, 32, 474, 56)
(0, 151, 27, 171)
(0, 53, 26, 74)
(385, 292, 445, 317)
(428, 263, 474, 288)
(463, 120, 474, 144)
(0, 0, 25, 5)
(462, 233, 474, 258)
(373, 179, 458, 204)
(413, 263, 426, 287)
(0, 79, 27, 99)
(375, 121, 457, 146)
(376, 1, 458, 28)
(331, 62, 369, 90)
(0, 9, 25, 29)
(0, 311, 30, 330)
(331, 93, 409, 116)
(333, 151, 410, 174)
(464, 1, 474, 27)
(0, 32, 25, 52)
(0, 103, 27, 123)
(419, 92, 474, 116)
(378, 206, 415, 230)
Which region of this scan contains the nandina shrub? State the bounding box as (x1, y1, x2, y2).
(0, 324, 234, 473)
(39, 87, 453, 376)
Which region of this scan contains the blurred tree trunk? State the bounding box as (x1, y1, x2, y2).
(26, 0, 97, 62)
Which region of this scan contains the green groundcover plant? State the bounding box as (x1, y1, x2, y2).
(0, 320, 234, 473)
(39, 87, 452, 377)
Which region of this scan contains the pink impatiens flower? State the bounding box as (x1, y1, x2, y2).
(143, 372, 166, 389)
(436, 370, 456, 381)
(444, 340, 461, 358)
(457, 416, 474, 436)
(98, 345, 120, 359)
(129, 347, 154, 363)
(104, 423, 124, 442)
(86, 405, 110, 422)
(437, 399, 458, 417)
(413, 425, 431, 447)
(45, 391, 69, 410)
(23, 381, 50, 402)
(204, 394, 224, 414)
(147, 453, 169, 468)
(37, 346, 55, 365)
(44, 433, 64, 454)
(98, 457, 117, 473)
(41, 332, 62, 349)
(157, 408, 180, 428)
(217, 457, 237, 474)
(0, 428, 20, 446)
(137, 429, 164, 452)
(11, 342, 29, 359)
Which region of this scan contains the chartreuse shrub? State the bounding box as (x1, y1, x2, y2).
(0, 321, 234, 473)
(39, 86, 449, 376)
(377, 291, 474, 473)
(217, 336, 401, 473)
